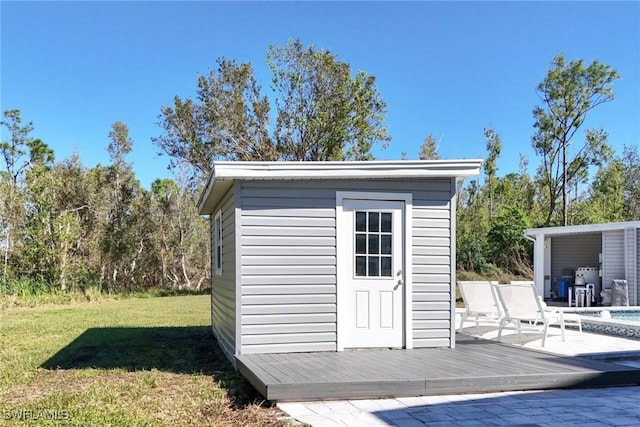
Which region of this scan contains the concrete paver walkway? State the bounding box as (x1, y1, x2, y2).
(278, 386, 640, 426)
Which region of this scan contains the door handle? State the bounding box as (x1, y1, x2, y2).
(394, 270, 403, 290)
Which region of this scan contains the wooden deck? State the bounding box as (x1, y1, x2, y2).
(236, 334, 640, 401)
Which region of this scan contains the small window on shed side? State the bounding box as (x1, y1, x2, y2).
(214, 210, 222, 275)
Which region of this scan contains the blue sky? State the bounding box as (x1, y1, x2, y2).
(2, 1, 638, 189)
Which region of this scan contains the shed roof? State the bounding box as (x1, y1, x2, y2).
(525, 221, 640, 238)
(198, 160, 482, 215)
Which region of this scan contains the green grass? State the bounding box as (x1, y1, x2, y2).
(0, 295, 292, 426)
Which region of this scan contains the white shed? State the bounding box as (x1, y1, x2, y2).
(525, 221, 640, 305)
(197, 160, 481, 365)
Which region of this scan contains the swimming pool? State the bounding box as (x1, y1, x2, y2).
(609, 311, 640, 323)
(574, 308, 640, 338)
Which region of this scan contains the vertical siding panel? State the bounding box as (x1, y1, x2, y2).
(240, 181, 337, 355)
(449, 178, 457, 348)
(410, 179, 454, 349)
(210, 186, 237, 363)
(637, 229, 640, 306)
(625, 228, 637, 305)
(234, 183, 243, 359)
(603, 230, 625, 293)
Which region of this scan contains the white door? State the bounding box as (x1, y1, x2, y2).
(341, 199, 404, 348)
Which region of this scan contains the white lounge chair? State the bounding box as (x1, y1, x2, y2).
(457, 281, 502, 331)
(493, 282, 565, 347)
(510, 280, 582, 332)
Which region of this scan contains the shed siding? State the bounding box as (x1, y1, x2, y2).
(210, 186, 237, 361)
(550, 233, 601, 284)
(239, 181, 336, 355)
(625, 228, 637, 305)
(412, 181, 454, 348)
(637, 229, 640, 305)
(603, 230, 625, 291)
(239, 179, 454, 354)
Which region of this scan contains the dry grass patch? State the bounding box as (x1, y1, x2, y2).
(0, 295, 295, 426)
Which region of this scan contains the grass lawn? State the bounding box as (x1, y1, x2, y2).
(0, 295, 292, 426)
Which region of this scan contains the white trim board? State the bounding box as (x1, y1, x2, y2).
(199, 160, 481, 214)
(526, 221, 640, 237)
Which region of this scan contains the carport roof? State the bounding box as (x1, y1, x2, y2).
(525, 221, 640, 238)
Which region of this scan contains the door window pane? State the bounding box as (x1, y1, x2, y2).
(355, 234, 366, 254)
(368, 234, 379, 254)
(381, 235, 392, 255)
(355, 256, 367, 276)
(368, 212, 379, 232)
(381, 213, 392, 232)
(355, 212, 366, 232)
(368, 256, 380, 277)
(381, 257, 392, 277)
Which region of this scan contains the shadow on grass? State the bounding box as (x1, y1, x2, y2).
(41, 326, 264, 407)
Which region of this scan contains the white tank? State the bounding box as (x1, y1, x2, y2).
(576, 266, 601, 304)
(576, 267, 599, 284)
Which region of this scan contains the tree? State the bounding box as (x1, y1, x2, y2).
(155, 40, 391, 175)
(418, 134, 440, 160)
(154, 58, 275, 184)
(620, 145, 640, 220)
(0, 110, 216, 294)
(0, 110, 54, 187)
(268, 39, 390, 160)
(154, 97, 210, 180)
(456, 179, 489, 272)
(1, 110, 33, 187)
(494, 172, 535, 220)
(149, 174, 209, 290)
(150, 178, 178, 289)
(19, 157, 90, 289)
(107, 121, 133, 167)
(532, 54, 618, 226)
(101, 122, 141, 291)
(483, 127, 502, 225)
(199, 59, 275, 162)
(486, 206, 531, 274)
(575, 159, 624, 224)
(1, 110, 54, 282)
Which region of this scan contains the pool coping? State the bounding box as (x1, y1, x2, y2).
(566, 306, 640, 341)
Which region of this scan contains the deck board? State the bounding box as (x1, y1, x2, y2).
(235, 333, 640, 401)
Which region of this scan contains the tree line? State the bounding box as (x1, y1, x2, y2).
(2, 39, 638, 293)
(455, 55, 639, 277)
(1, 114, 208, 293)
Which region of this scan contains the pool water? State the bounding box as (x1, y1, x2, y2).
(581, 310, 640, 323)
(611, 312, 640, 323)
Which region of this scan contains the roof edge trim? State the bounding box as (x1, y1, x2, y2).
(198, 160, 482, 214)
(525, 221, 640, 237)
